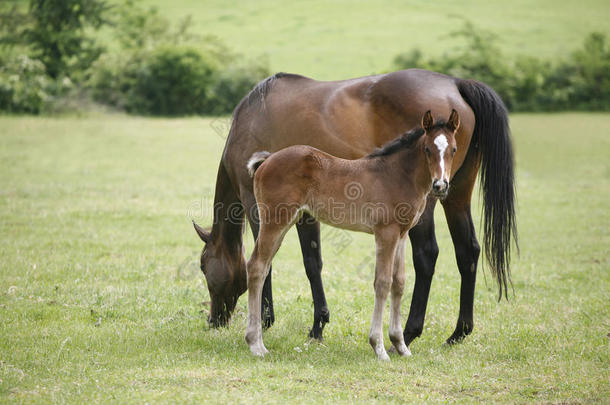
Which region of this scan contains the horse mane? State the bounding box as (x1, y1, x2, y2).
(366, 120, 448, 158)
(234, 73, 303, 115)
(228, 72, 304, 135)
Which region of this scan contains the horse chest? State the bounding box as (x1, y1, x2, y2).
(408, 200, 427, 229)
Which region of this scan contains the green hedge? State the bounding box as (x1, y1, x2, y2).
(392, 24, 610, 112)
(0, 54, 52, 114)
(87, 47, 269, 116)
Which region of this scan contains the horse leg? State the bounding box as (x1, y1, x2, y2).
(403, 197, 439, 348)
(442, 202, 480, 344)
(245, 223, 287, 356)
(441, 143, 481, 344)
(296, 213, 329, 340)
(369, 226, 400, 361)
(243, 192, 275, 329)
(389, 235, 411, 356)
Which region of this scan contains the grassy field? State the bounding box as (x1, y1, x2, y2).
(6, 0, 610, 80)
(118, 0, 610, 79)
(0, 112, 608, 403)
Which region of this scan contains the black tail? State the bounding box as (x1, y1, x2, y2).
(457, 79, 518, 300)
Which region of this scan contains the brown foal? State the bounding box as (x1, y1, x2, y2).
(244, 110, 460, 360)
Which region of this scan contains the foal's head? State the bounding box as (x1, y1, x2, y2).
(421, 109, 460, 199)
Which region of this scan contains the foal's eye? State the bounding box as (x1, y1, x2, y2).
(452, 147, 457, 154)
(425, 147, 431, 155)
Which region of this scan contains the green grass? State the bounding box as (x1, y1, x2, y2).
(0, 112, 608, 403)
(114, 0, 610, 79)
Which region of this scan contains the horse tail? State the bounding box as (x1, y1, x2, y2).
(247, 151, 272, 177)
(457, 78, 518, 301)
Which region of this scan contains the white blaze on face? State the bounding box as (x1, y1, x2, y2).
(434, 134, 449, 181)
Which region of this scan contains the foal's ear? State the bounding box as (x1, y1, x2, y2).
(422, 110, 434, 131)
(447, 109, 460, 132)
(192, 220, 211, 244)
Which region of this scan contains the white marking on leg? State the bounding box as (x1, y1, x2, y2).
(434, 134, 448, 181)
(389, 238, 411, 356)
(369, 295, 390, 361)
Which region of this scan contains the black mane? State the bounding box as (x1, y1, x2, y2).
(367, 120, 448, 158)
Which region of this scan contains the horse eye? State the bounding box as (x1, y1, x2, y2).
(452, 147, 457, 154)
(425, 147, 431, 155)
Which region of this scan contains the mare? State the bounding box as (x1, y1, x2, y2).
(192, 69, 517, 347)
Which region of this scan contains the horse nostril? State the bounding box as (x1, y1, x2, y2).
(433, 180, 448, 192)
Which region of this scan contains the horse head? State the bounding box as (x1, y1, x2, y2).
(422, 109, 460, 199)
(193, 220, 247, 327)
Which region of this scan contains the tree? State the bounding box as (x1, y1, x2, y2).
(1, 0, 111, 79)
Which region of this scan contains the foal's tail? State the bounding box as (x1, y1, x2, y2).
(457, 79, 518, 301)
(247, 151, 272, 177)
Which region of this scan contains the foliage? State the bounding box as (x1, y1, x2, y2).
(392, 24, 610, 111)
(0, 0, 110, 80)
(124, 46, 219, 115)
(0, 54, 52, 113)
(0, 0, 109, 113)
(87, 1, 269, 116)
(208, 58, 271, 115)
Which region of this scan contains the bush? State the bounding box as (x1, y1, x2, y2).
(392, 24, 610, 112)
(86, 1, 270, 116)
(0, 54, 52, 113)
(0, 0, 110, 81)
(88, 46, 270, 116)
(209, 59, 270, 115)
(125, 46, 218, 115)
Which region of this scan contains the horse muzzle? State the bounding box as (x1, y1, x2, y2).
(432, 179, 449, 199)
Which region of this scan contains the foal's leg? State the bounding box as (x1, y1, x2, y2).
(296, 213, 329, 340)
(403, 197, 439, 347)
(389, 235, 411, 356)
(243, 192, 275, 328)
(369, 226, 400, 361)
(245, 223, 287, 356)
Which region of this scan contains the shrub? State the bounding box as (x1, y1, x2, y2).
(209, 59, 271, 115)
(391, 24, 610, 112)
(89, 46, 270, 116)
(124, 46, 219, 115)
(0, 0, 110, 81)
(87, 1, 270, 116)
(0, 54, 52, 113)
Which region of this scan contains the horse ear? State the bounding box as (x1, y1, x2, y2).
(192, 220, 211, 244)
(422, 110, 433, 131)
(447, 109, 460, 132)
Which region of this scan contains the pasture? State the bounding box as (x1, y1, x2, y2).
(113, 0, 610, 79)
(0, 112, 608, 402)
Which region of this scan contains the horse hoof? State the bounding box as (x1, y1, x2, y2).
(396, 343, 412, 357)
(377, 351, 391, 361)
(250, 346, 269, 357)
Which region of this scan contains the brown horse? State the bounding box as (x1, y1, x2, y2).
(193, 69, 517, 348)
(244, 111, 460, 359)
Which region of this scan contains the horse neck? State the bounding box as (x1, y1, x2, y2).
(210, 163, 244, 254)
(391, 140, 432, 197)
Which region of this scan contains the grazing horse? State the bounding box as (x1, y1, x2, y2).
(244, 111, 460, 359)
(193, 69, 517, 348)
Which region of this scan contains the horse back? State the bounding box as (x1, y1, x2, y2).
(226, 70, 475, 197)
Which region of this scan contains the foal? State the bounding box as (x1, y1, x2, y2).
(245, 110, 460, 360)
